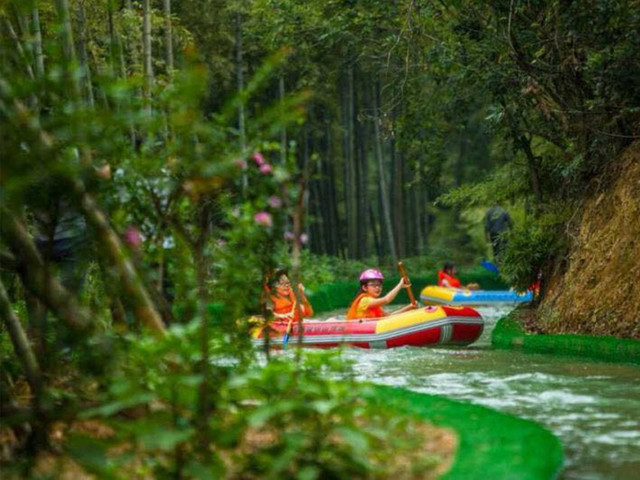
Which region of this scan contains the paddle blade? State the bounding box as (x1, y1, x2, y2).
(481, 260, 500, 274)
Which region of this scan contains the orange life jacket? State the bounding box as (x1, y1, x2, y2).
(529, 279, 541, 294)
(438, 270, 461, 288)
(346, 293, 386, 320)
(270, 290, 312, 321)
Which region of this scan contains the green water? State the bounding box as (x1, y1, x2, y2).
(324, 306, 640, 479)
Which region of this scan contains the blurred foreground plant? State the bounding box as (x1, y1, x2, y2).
(56, 326, 441, 479)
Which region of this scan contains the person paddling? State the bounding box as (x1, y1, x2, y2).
(438, 262, 479, 290)
(346, 269, 415, 320)
(267, 268, 313, 322)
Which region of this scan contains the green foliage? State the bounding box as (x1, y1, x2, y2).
(499, 213, 567, 292)
(66, 327, 439, 479)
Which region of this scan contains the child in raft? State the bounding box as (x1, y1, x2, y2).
(267, 268, 313, 321)
(346, 269, 416, 320)
(438, 262, 480, 290)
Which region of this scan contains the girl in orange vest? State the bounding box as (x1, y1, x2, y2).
(267, 268, 313, 321)
(346, 269, 415, 320)
(438, 262, 479, 290)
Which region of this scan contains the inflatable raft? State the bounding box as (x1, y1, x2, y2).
(251, 305, 483, 349)
(420, 285, 533, 306)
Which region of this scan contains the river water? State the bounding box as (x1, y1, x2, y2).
(325, 306, 640, 479)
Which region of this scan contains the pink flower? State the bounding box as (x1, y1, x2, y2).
(267, 195, 282, 208)
(252, 152, 265, 166)
(124, 226, 142, 250)
(284, 231, 295, 241)
(254, 211, 273, 227)
(259, 163, 273, 175)
(300, 233, 309, 245)
(234, 158, 247, 170)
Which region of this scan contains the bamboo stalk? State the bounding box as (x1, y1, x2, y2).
(32, 8, 45, 77)
(0, 278, 42, 393)
(163, 0, 174, 78)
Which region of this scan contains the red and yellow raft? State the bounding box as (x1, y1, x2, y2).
(251, 305, 483, 349)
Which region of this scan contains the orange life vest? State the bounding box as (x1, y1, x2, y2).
(346, 293, 386, 320)
(270, 290, 312, 321)
(438, 270, 461, 288)
(529, 279, 541, 294)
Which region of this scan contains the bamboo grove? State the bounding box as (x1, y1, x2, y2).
(1, 0, 639, 473)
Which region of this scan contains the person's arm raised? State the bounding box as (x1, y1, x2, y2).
(367, 279, 406, 308)
(297, 283, 313, 317)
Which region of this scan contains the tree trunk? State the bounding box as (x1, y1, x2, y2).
(55, 0, 76, 62)
(235, 9, 247, 193)
(107, 0, 118, 77)
(3, 18, 35, 80)
(373, 82, 397, 263)
(355, 72, 368, 259)
(390, 111, 405, 258)
(163, 0, 174, 79)
(77, 1, 95, 107)
(0, 278, 47, 454)
(279, 74, 287, 164)
(519, 134, 543, 204)
(0, 278, 41, 394)
(142, 0, 154, 105)
(345, 63, 358, 258)
(324, 117, 343, 257)
(421, 184, 431, 251)
(369, 204, 382, 264)
(235, 10, 246, 150)
(32, 8, 45, 77)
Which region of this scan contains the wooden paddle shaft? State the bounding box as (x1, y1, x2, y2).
(397, 261, 417, 307)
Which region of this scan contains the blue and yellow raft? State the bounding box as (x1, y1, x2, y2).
(420, 285, 533, 306)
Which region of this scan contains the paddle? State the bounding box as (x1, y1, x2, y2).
(397, 261, 417, 307)
(281, 298, 298, 349)
(282, 315, 294, 349)
(481, 260, 500, 275)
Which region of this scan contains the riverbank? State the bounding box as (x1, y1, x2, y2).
(539, 142, 640, 340)
(492, 310, 640, 365)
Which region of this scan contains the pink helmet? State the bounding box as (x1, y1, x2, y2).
(359, 268, 384, 282)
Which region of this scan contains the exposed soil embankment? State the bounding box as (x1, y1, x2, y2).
(539, 142, 640, 339)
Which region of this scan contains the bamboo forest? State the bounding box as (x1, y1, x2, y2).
(1, 1, 639, 479)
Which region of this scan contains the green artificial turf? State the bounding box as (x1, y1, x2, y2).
(372, 385, 563, 480)
(492, 314, 640, 365)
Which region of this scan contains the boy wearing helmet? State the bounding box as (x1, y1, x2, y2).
(346, 269, 414, 320)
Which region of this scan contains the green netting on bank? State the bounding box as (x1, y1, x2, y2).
(307, 268, 508, 314)
(372, 385, 563, 480)
(492, 315, 640, 365)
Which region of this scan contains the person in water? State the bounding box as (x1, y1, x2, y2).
(438, 262, 480, 290)
(484, 205, 512, 261)
(346, 269, 415, 320)
(267, 268, 313, 321)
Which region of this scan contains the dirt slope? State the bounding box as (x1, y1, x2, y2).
(539, 142, 640, 339)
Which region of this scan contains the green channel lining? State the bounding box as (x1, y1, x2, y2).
(307, 268, 508, 314)
(372, 385, 563, 480)
(492, 314, 640, 365)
